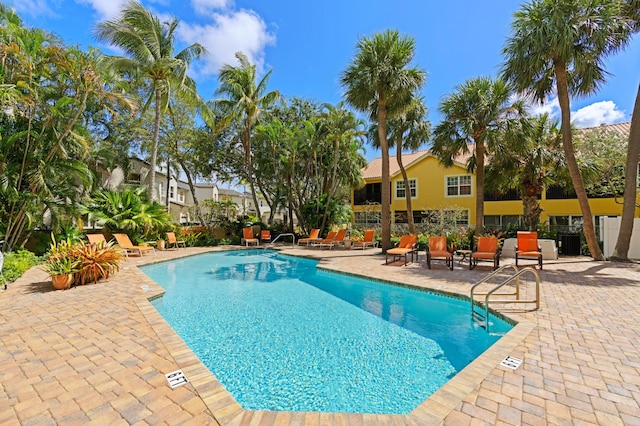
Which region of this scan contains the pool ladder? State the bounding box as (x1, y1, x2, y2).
(470, 265, 540, 331)
(263, 233, 296, 249)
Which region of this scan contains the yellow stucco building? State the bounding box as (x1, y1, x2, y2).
(352, 122, 638, 233)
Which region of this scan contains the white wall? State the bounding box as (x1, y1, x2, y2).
(601, 216, 640, 259)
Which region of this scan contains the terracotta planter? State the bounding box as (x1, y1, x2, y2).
(157, 239, 166, 251)
(51, 273, 73, 290)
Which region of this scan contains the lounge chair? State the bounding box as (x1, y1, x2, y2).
(298, 229, 321, 246)
(242, 227, 259, 246)
(352, 229, 378, 250)
(113, 233, 155, 257)
(515, 231, 543, 269)
(426, 236, 454, 270)
(316, 229, 347, 250)
(311, 230, 347, 250)
(385, 235, 418, 265)
(86, 233, 107, 245)
(166, 231, 186, 249)
(87, 233, 129, 259)
(260, 230, 271, 244)
(470, 236, 500, 270)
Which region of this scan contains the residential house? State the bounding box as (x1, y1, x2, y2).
(98, 158, 287, 225)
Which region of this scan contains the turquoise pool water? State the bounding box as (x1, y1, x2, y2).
(141, 250, 513, 414)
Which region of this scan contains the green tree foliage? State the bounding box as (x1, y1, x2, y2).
(0, 8, 133, 252)
(94, 0, 207, 202)
(83, 187, 173, 241)
(432, 76, 526, 235)
(575, 126, 629, 199)
(369, 96, 430, 234)
(485, 114, 565, 230)
(251, 99, 366, 233)
(212, 52, 280, 219)
(341, 30, 426, 251)
(501, 0, 634, 260)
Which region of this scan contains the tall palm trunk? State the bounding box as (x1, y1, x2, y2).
(555, 63, 604, 260)
(611, 83, 640, 261)
(396, 135, 416, 234)
(378, 100, 391, 252)
(242, 126, 261, 220)
(149, 86, 162, 201)
(474, 135, 485, 236)
(179, 160, 206, 225)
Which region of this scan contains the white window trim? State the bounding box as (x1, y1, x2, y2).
(394, 179, 417, 200)
(445, 175, 473, 198)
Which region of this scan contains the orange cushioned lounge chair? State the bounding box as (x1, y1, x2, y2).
(515, 231, 543, 269)
(166, 231, 186, 249)
(317, 229, 348, 250)
(426, 236, 454, 270)
(113, 233, 155, 257)
(242, 227, 259, 246)
(86, 233, 107, 245)
(352, 229, 378, 250)
(88, 233, 129, 259)
(313, 230, 339, 249)
(385, 235, 418, 266)
(298, 229, 321, 246)
(260, 230, 271, 243)
(470, 236, 500, 270)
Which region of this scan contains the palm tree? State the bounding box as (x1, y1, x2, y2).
(611, 84, 640, 261)
(432, 76, 525, 236)
(369, 97, 430, 234)
(341, 30, 425, 252)
(212, 52, 280, 220)
(94, 0, 206, 202)
(611, 3, 640, 261)
(500, 0, 633, 260)
(485, 114, 564, 230)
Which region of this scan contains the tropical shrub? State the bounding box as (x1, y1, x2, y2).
(0, 250, 43, 285)
(83, 187, 174, 242)
(43, 237, 123, 286)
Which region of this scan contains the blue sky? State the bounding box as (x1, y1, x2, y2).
(12, 0, 640, 160)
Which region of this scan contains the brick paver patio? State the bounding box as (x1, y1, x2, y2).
(0, 245, 638, 425)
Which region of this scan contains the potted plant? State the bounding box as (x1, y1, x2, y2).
(42, 256, 79, 290)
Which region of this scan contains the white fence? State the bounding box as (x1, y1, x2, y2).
(600, 216, 640, 259)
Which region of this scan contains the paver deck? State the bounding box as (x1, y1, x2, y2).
(1, 245, 639, 425)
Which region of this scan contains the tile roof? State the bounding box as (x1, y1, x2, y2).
(578, 121, 631, 135)
(361, 148, 473, 179)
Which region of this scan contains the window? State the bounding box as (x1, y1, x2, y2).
(446, 176, 472, 196)
(549, 215, 583, 232)
(178, 190, 185, 203)
(169, 186, 175, 200)
(126, 173, 141, 185)
(395, 179, 416, 199)
(483, 215, 521, 229)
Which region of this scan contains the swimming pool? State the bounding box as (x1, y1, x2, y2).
(141, 250, 513, 414)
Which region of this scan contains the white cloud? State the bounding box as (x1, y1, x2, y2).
(526, 97, 625, 128)
(526, 96, 560, 117)
(75, 0, 128, 19)
(13, 0, 55, 18)
(571, 101, 625, 128)
(178, 10, 275, 77)
(191, 0, 234, 15)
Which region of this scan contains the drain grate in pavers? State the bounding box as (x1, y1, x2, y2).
(500, 355, 522, 370)
(165, 369, 189, 388)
